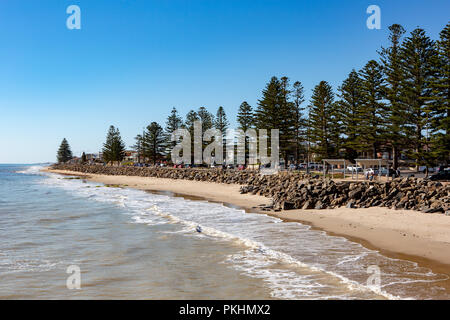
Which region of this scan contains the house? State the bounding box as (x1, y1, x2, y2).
(124, 150, 138, 162)
(67, 157, 81, 164)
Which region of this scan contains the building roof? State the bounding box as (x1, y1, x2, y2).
(322, 159, 353, 165)
(355, 159, 390, 166)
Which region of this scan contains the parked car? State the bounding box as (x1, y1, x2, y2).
(364, 168, 379, 175)
(427, 170, 450, 181)
(419, 166, 436, 173)
(347, 166, 363, 172)
(308, 163, 323, 170)
(379, 168, 398, 177)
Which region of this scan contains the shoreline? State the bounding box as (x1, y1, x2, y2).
(44, 168, 450, 277)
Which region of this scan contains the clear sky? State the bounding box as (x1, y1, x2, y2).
(0, 0, 449, 163)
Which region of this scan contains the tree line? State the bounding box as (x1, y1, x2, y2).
(57, 22, 449, 169)
(307, 23, 449, 169)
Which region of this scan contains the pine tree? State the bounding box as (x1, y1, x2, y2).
(292, 81, 306, 164)
(166, 107, 183, 134)
(214, 106, 229, 134)
(255, 76, 294, 166)
(143, 122, 166, 164)
(237, 101, 254, 132)
(198, 107, 214, 131)
(359, 60, 386, 158)
(56, 138, 73, 163)
(337, 70, 364, 160)
(431, 22, 450, 165)
(81, 152, 87, 163)
(400, 28, 439, 170)
(379, 24, 407, 169)
(308, 81, 337, 160)
(279, 76, 296, 165)
(185, 110, 199, 164)
(197, 107, 215, 160)
(185, 110, 199, 135)
(255, 77, 282, 129)
(236, 101, 255, 166)
(102, 125, 126, 165)
(131, 134, 144, 163)
(165, 107, 183, 158)
(213, 106, 229, 163)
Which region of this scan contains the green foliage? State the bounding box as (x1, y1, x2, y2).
(102, 125, 126, 165)
(237, 101, 254, 132)
(197, 106, 214, 131)
(292, 81, 306, 163)
(184, 110, 199, 136)
(379, 24, 407, 168)
(400, 28, 439, 167)
(143, 122, 166, 164)
(255, 76, 295, 164)
(358, 60, 386, 158)
(166, 107, 183, 133)
(336, 70, 364, 160)
(308, 81, 338, 160)
(57, 138, 73, 163)
(165, 107, 183, 157)
(431, 22, 450, 164)
(131, 133, 144, 163)
(236, 101, 255, 165)
(81, 152, 87, 163)
(214, 106, 229, 133)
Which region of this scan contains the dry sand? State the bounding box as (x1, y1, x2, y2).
(45, 168, 450, 271)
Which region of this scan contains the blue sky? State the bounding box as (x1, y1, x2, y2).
(0, 0, 449, 163)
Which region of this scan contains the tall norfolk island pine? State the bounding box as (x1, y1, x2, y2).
(165, 107, 183, 157)
(379, 24, 407, 170)
(432, 22, 450, 165)
(214, 106, 229, 133)
(358, 60, 386, 159)
(400, 28, 439, 170)
(337, 70, 364, 160)
(131, 133, 144, 163)
(57, 138, 73, 163)
(308, 81, 338, 160)
(292, 81, 306, 164)
(102, 125, 126, 165)
(237, 101, 254, 132)
(236, 101, 255, 166)
(143, 122, 166, 164)
(255, 76, 295, 165)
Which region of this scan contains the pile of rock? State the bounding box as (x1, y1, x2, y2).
(51, 164, 309, 185)
(51, 164, 449, 214)
(240, 177, 450, 214)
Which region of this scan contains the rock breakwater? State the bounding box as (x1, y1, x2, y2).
(51, 164, 449, 214)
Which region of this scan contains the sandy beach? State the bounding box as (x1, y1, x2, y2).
(45, 168, 450, 272)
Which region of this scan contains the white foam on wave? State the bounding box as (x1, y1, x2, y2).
(16, 165, 47, 175)
(31, 167, 449, 300)
(144, 205, 401, 300)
